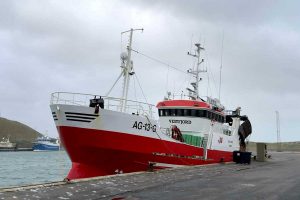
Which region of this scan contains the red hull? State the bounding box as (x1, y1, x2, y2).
(58, 126, 233, 180)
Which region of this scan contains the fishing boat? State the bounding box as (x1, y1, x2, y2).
(50, 28, 252, 180)
(0, 136, 16, 151)
(32, 136, 60, 151)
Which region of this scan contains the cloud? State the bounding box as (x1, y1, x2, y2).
(0, 0, 299, 142)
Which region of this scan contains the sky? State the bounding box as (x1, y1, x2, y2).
(0, 0, 299, 142)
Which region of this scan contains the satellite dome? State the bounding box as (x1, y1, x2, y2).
(120, 52, 128, 61)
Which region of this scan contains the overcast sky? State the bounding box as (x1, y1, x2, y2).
(1, 0, 299, 142)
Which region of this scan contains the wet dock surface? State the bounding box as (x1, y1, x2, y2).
(1, 152, 300, 200)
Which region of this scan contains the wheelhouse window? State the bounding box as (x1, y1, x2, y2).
(158, 108, 224, 123)
(159, 109, 164, 116)
(203, 110, 207, 118)
(170, 109, 176, 116)
(164, 109, 170, 116)
(197, 110, 203, 117)
(177, 109, 183, 116)
(207, 111, 212, 119)
(183, 109, 191, 116)
(191, 109, 197, 116)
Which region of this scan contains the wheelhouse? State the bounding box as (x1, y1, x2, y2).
(156, 100, 225, 123)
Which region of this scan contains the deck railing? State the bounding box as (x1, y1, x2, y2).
(50, 92, 155, 118)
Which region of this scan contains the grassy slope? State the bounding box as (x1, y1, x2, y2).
(247, 141, 300, 152)
(0, 117, 42, 148)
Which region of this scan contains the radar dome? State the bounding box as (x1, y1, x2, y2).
(120, 52, 128, 61)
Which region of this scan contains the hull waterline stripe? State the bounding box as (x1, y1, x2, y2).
(65, 112, 99, 117)
(66, 119, 92, 123)
(66, 115, 96, 120)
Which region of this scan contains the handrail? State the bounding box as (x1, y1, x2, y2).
(50, 92, 155, 118)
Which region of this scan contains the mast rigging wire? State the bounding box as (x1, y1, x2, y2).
(204, 50, 218, 98)
(166, 66, 170, 92)
(219, 30, 224, 101)
(131, 49, 188, 74)
(134, 73, 148, 104)
(133, 74, 138, 103)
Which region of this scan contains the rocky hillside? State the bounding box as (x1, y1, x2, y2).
(0, 117, 42, 148)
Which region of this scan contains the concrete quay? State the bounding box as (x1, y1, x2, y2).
(1, 152, 300, 200)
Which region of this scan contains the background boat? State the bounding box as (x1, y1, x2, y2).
(32, 136, 60, 151)
(0, 136, 17, 151)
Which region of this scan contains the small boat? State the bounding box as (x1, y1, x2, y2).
(50, 28, 252, 180)
(0, 136, 16, 151)
(32, 136, 60, 151)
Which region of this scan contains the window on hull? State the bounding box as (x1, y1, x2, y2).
(158, 108, 224, 123)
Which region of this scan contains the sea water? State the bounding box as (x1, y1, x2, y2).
(0, 151, 71, 188)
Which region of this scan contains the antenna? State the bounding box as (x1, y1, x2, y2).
(187, 43, 206, 100)
(219, 30, 224, 101)
(189, 34, 193, 54)
(275, 111, 281, 152)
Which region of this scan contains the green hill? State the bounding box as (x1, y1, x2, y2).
(0, 117, 42, 148)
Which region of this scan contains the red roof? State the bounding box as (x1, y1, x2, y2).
(156, 100, 211, 109)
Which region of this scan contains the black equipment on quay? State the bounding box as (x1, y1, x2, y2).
(233, 151, 252, 164)
(225, 110, 252, 165)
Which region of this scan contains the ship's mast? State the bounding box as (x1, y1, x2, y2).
(187, 43, 206, 100)
(120, 28, 143, 112)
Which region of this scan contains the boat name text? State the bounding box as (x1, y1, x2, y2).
(169, 119, 192, 124)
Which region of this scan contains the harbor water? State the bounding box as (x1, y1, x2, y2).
(0, 151, 71, 188)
